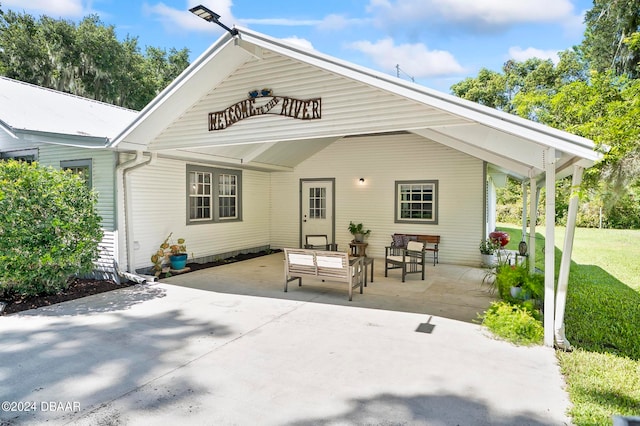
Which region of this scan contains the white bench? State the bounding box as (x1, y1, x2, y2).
(284, 248, 363, 300)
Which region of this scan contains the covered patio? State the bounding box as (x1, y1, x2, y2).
(110, 26, 601, 348)
(161, 252, 495, 323)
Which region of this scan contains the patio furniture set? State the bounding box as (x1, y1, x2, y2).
(283, 233, 440, 299)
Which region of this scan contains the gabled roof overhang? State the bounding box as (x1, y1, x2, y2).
(109, 26, 601, 179)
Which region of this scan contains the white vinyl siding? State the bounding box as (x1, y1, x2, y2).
(126, 157, 269, 271)
(270, 133, 485, 266)
(149, 51, 468, 152)
(37, 145, 118, 277)
(38, 145, 117, 231)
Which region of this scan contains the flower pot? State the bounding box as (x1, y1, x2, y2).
(169, 253, 188, 270)
(482, 253, 496, 267)
(510, 286, 522, 298)
(354, 233, 365, 242)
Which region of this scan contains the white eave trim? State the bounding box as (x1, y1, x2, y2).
(109, 33, 237, 149)
(236, 26, 600, 162)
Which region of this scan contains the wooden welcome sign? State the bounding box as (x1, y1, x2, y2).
(208, 89, 321, 131)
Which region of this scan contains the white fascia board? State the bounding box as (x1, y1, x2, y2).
(110, 34, 239, 149)
(237, 27, 599, 163)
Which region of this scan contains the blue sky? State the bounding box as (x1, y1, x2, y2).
(3, 0, 593, 92)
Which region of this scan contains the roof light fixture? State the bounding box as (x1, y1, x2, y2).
(189, 4, 238, 36)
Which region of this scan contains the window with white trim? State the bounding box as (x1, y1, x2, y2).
(395, 180, 438, 224)
(187, 165, 242, 224)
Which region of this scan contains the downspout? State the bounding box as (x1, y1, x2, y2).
(543, 148, 556, 347)
(554, 165, 584, 350)
(115, 151, 156, 282)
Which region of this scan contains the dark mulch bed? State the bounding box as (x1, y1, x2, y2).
(0, 249, 279, 315)
(0, 278, 133, 315)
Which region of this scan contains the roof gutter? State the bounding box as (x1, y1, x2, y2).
(11, 128, 110, 147)
(0, 119, 17, 139)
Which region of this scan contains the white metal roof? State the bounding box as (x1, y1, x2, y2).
(110, 26, 602, 180)
(0, 76, 138, 143)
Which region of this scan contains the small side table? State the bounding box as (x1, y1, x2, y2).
(349, 242, 368, 257)
(362, 257, 374, 286)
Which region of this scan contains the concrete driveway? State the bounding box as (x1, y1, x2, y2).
(0, 253, 572, 425)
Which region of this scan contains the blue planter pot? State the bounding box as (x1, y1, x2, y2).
(170, 253, 188, 270)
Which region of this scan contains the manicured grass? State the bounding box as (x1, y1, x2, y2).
(497, 223, 640, 425)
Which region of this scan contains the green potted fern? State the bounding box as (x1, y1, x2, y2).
(348, 221, 371, 242)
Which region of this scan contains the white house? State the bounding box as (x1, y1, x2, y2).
(1, 27, 601, 347)
(0, 76, 138, 281)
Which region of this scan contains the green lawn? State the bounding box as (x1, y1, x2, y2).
(497, 224, 640, 425)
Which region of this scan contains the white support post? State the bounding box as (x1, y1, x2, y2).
(544, 148, 556, 347)
(521, 181, 528, 242)
(528, 178, 538, 273)
(554, 165, 584, 350)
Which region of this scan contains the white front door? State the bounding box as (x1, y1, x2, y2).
(301, 179, 335, 247)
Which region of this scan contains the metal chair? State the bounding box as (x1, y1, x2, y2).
(304, 234, 338, 251)
(384, 240, 426, 282)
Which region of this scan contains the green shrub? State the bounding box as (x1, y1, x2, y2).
(492, 262, 544, 303)
(0, 160, 103, 296)
(480, 301, 544, 345)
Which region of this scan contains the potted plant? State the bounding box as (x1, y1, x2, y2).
(479, 238, 501, 267)
(348, 221, 371, 242)
(151, 233, 188, 276)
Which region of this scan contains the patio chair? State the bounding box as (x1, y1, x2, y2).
(385, 240, 426, 282)
(304, 234, 338, 251)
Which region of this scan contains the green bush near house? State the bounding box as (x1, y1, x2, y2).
(0, 160, 103, 296)
(481, 301, 544, 345)
(480, 256, 545, 344)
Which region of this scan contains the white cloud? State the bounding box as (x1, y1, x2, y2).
(367, 0, 578, 31)
(280, 36, 315, 51)
(2, 0, 86, 17)
(348, 38, 464, 78)
(144, 0, 237, 34)
(239, 14, 368, 30)
(240, 18, 322, 26)
(508, 46, 560, 63)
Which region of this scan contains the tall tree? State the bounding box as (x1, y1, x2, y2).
(0, 10, 190, 110)
(582, 0, 640, 77)
(451, 52, 640, 228)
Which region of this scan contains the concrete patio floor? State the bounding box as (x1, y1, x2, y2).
(0, 253, 573, 425)
(164, 252, 496, 323)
